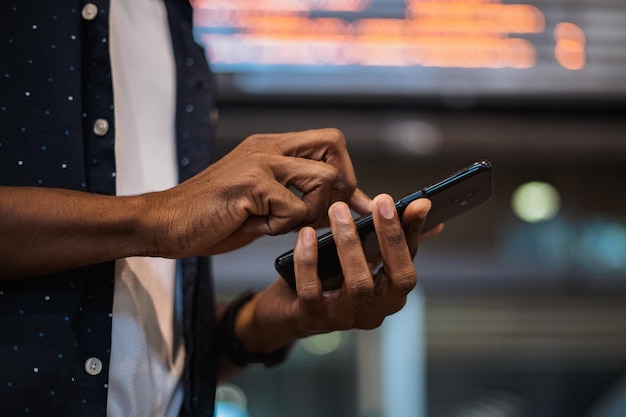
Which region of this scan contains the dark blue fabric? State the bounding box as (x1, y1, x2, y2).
(163, 1, 218, 415)
(0, 0, 218, 416)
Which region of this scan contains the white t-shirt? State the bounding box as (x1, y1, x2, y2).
(109, 0, 184, 416)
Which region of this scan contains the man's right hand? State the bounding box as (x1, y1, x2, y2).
(0, 128, 369, 279)
(149, 128, 369, 257)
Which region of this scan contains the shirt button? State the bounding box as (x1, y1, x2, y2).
(82, 3, 98, 21)
(93, 118, 109, 136)
(84, 357, 103, 376)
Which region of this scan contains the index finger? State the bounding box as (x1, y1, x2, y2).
(276, 128, 357, 203)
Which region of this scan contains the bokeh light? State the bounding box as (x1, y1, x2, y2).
(301, 332, 344, 355)
(511, 181, 561, 223)
(216, 384, 249, 417)
(578, 219, 626, 273)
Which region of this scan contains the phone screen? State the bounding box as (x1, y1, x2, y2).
(275, 160, 492, 291)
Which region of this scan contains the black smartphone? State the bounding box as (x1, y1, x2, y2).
(275, 159, 493, 291)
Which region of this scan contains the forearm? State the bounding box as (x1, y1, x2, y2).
(0, 186, 160, 280)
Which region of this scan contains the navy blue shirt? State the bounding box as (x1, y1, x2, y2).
(0, 0, 219, 415)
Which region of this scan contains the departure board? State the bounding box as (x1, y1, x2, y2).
(192, 0, 626, 103)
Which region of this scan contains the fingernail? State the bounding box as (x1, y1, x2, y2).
(333, 203, 351, 223)
(302, 227, 315, 245)
(419, 205, 431, 220)
(377, 197, 395, 220)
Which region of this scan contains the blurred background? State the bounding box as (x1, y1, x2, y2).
(192, 1, 626, 416)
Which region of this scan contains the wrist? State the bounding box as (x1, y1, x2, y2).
(235, 289, 301, 353)
(221, 291, 292, 367)
(130, 191, 178, 258)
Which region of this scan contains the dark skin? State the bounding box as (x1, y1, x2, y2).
(231, 195, 441, 364)
(0, 129, 366, 278)
(0, 128, 442, 376)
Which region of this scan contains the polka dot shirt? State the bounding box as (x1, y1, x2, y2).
(0, 0, 218, 416)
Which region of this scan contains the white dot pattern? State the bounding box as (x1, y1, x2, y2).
(1, 0, 220, 415)
(0, 0, 115, 415)
(0, 0, 116, 193)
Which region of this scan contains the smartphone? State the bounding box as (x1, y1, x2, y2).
(275, 159, 493, 291)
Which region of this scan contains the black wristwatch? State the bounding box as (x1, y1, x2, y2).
(219, 291, 292, 367)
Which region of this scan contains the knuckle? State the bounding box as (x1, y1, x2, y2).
(409, 219, 423, 235)
(320, 164, 339, 183)
(299, 301, 325, 322)
(345, 177, 357, 193)
(305, 206, 325, 225)
(264, 223, 288, 236)
(333, 227, 360, 249)
(383, 229, 408, 252)
(295, 251, 317, 271)
(248, 169, 266, 184)
(331, 315, 354, 332)
(335, 175, 356, 195)
(298, 284, 321, 303)
(323, 128, 346, 145)
(274, 216, 305, 236)
(389, 297, 408, 315)
(390, 267, 417, 293)
(348, 274, 374, 297)
(244, 134, 281, 155)
(299, 318, 321, 334)
(243, 165, 270, 186)
(361, 317, 385, 330)
(296, 201, 311, 220)
(339, 318, 355, 331)
(245, 133, 267, 145)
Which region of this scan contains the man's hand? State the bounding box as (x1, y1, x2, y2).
(1, 128, 368, 279)
(232, 195, 443, 356)
(148, 128, 368, 257)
